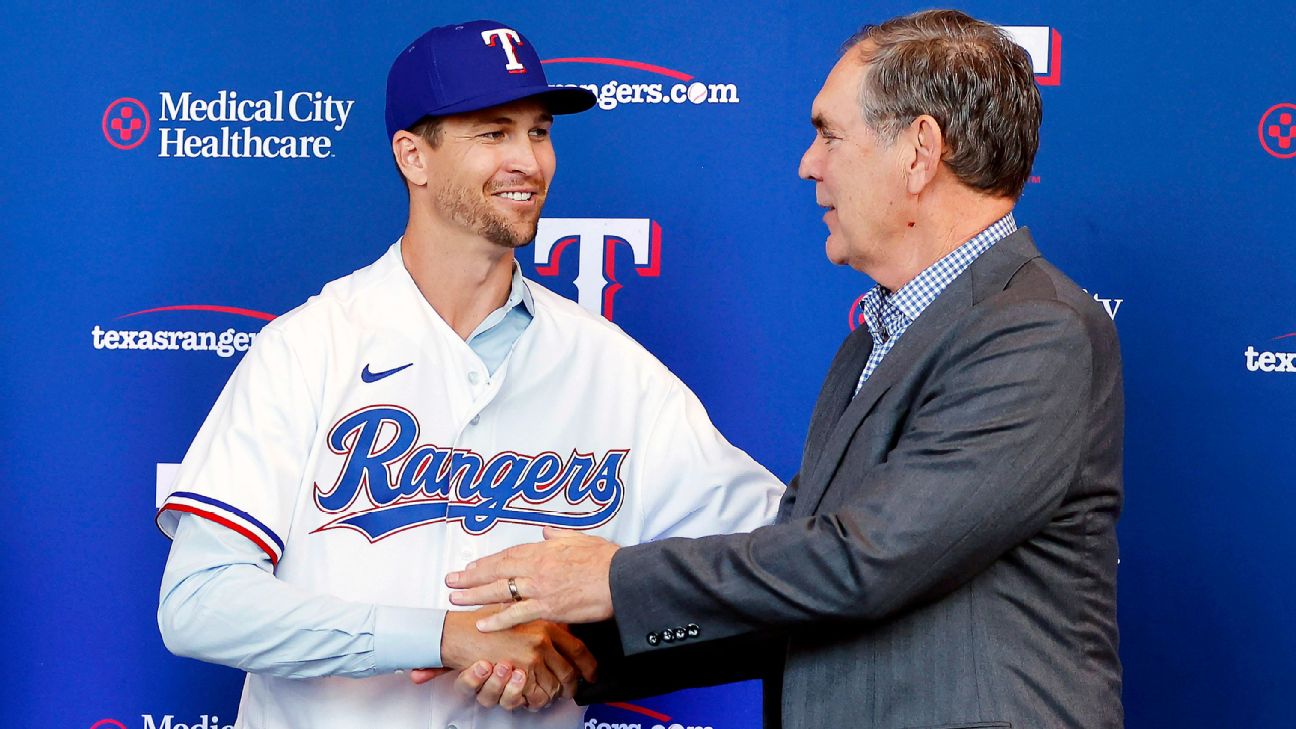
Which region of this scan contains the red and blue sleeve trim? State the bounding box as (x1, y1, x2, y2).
(157, 491, 285, 565)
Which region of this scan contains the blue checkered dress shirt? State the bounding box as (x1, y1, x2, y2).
(854, 213, 1017, 396)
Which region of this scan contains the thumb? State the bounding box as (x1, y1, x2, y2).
(542, 526, 580, 541)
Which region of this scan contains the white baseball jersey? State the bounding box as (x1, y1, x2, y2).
(156, 240, 784, 729)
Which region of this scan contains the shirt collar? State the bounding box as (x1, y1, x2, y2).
(862, 212, 1017, 325)
(508, 260, 535, 316)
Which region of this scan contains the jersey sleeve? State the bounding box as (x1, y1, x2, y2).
(634, 378, 784, 542)
(156, 327, 317, 565)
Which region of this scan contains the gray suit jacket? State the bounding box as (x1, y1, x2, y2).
(592, 229, 1124, 729)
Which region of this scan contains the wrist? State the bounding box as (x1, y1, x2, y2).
(439, 610, 473, 669)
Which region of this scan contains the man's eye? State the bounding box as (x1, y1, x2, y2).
(480, 131, 505, 141)
(530, 128, 550, 140)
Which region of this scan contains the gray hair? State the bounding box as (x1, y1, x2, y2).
(845, 9, 1042, 200)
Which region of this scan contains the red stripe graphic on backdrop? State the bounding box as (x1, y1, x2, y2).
(1273, 333, 1296, 340)
(116, 304, 277, 321)
(542, 57, 694, 82)
(605, 703, 672, 722)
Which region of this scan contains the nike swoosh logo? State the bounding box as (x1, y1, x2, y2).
(361, 362, 413, 383)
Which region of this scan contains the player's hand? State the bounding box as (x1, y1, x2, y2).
(438, 604, 597, 710)
(458, 661, 533, 711)
(447, 527, 619, 631)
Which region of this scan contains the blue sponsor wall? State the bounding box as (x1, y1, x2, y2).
(3, 1, 1293, 726)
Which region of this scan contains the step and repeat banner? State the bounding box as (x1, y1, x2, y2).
(4, 1, 1293, 727)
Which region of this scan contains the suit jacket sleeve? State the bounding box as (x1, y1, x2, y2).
(608, 298, 1097, 655)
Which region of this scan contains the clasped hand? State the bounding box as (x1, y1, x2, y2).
(409, 604, 596, 712)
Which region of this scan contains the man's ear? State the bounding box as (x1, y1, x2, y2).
(904, 114, 943, 195)
(392, 130, 429, 187)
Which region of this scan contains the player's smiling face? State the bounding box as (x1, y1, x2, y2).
(427, 99, 556, 249)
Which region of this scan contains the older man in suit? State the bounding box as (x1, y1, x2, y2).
(443, 10, 1124, 728)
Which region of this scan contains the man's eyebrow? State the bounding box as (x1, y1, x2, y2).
(471, 112, 554, 126)
(811, 113, 831, 131)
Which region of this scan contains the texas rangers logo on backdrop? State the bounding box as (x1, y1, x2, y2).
(92, 303, 275, 357)
(1000, 25, 1062, 86)
(1244, 330, 1296, 373)
(311, 406, 627, 541)
(534, 218, 662, 320)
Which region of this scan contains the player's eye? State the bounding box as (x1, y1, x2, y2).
(479, 130, 506, 141)
(529, 127, 550, 140)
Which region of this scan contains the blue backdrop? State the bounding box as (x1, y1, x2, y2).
(4, 1, 1294, 727)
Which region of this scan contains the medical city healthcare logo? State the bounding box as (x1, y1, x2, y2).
(91, 304, 275, 358)
(103, 98, 151, 149)
(847, 288, 1121, 331)
(1259, 103, 1296, 159)
(101, 88, 356, 158)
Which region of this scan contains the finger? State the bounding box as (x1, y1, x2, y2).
(500, 668, 528, 712)
(446, 551, 519, 588)
(451, 661, 492, 696)
(527, 660, 562, 710)
(524, 680, 550, 712)
(474, 601, 545, 632)
(447, 581, 515, 607)
(474, 662, 514, 707)
(551, 629, 598, 685)
(409, 667, 452, 685)
(541, 526, 580, 541)
(542, 645, 579, 699)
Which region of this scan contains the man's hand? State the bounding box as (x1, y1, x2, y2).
(446, 527, 619, 631)
(432, 604, 597, 711)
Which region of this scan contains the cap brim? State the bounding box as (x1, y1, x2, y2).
(431, 85, 596, 118)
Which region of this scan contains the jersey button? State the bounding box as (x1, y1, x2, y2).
(467, 371, 481, 385)
(470, 415, 480, 426)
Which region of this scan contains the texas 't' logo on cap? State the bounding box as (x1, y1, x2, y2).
(481, 28, 527, 74)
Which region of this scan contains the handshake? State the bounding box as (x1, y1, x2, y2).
(412, 529, 623, 712)
(409, 604, 596, 712)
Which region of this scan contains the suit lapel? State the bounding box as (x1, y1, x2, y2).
(792, 229, 1042, 519)
(799, 326, 873, 478)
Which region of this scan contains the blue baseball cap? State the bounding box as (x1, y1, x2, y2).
(385, 20, 596, 139)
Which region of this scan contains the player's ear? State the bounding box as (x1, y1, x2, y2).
(392, 131, 430, 188)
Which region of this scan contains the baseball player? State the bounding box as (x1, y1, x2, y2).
(156, 19, 783, 729)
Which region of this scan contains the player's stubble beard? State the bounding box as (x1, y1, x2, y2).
(434, 176, 545, 250)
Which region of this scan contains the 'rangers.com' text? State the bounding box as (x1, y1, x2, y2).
(558, 80, 739, 110)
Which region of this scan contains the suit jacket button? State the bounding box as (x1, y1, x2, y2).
(686, 623, 700, 638)
(646, 632, 660, 646)
(661, 628, 676, 643)
(673, 627, 687, 641)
